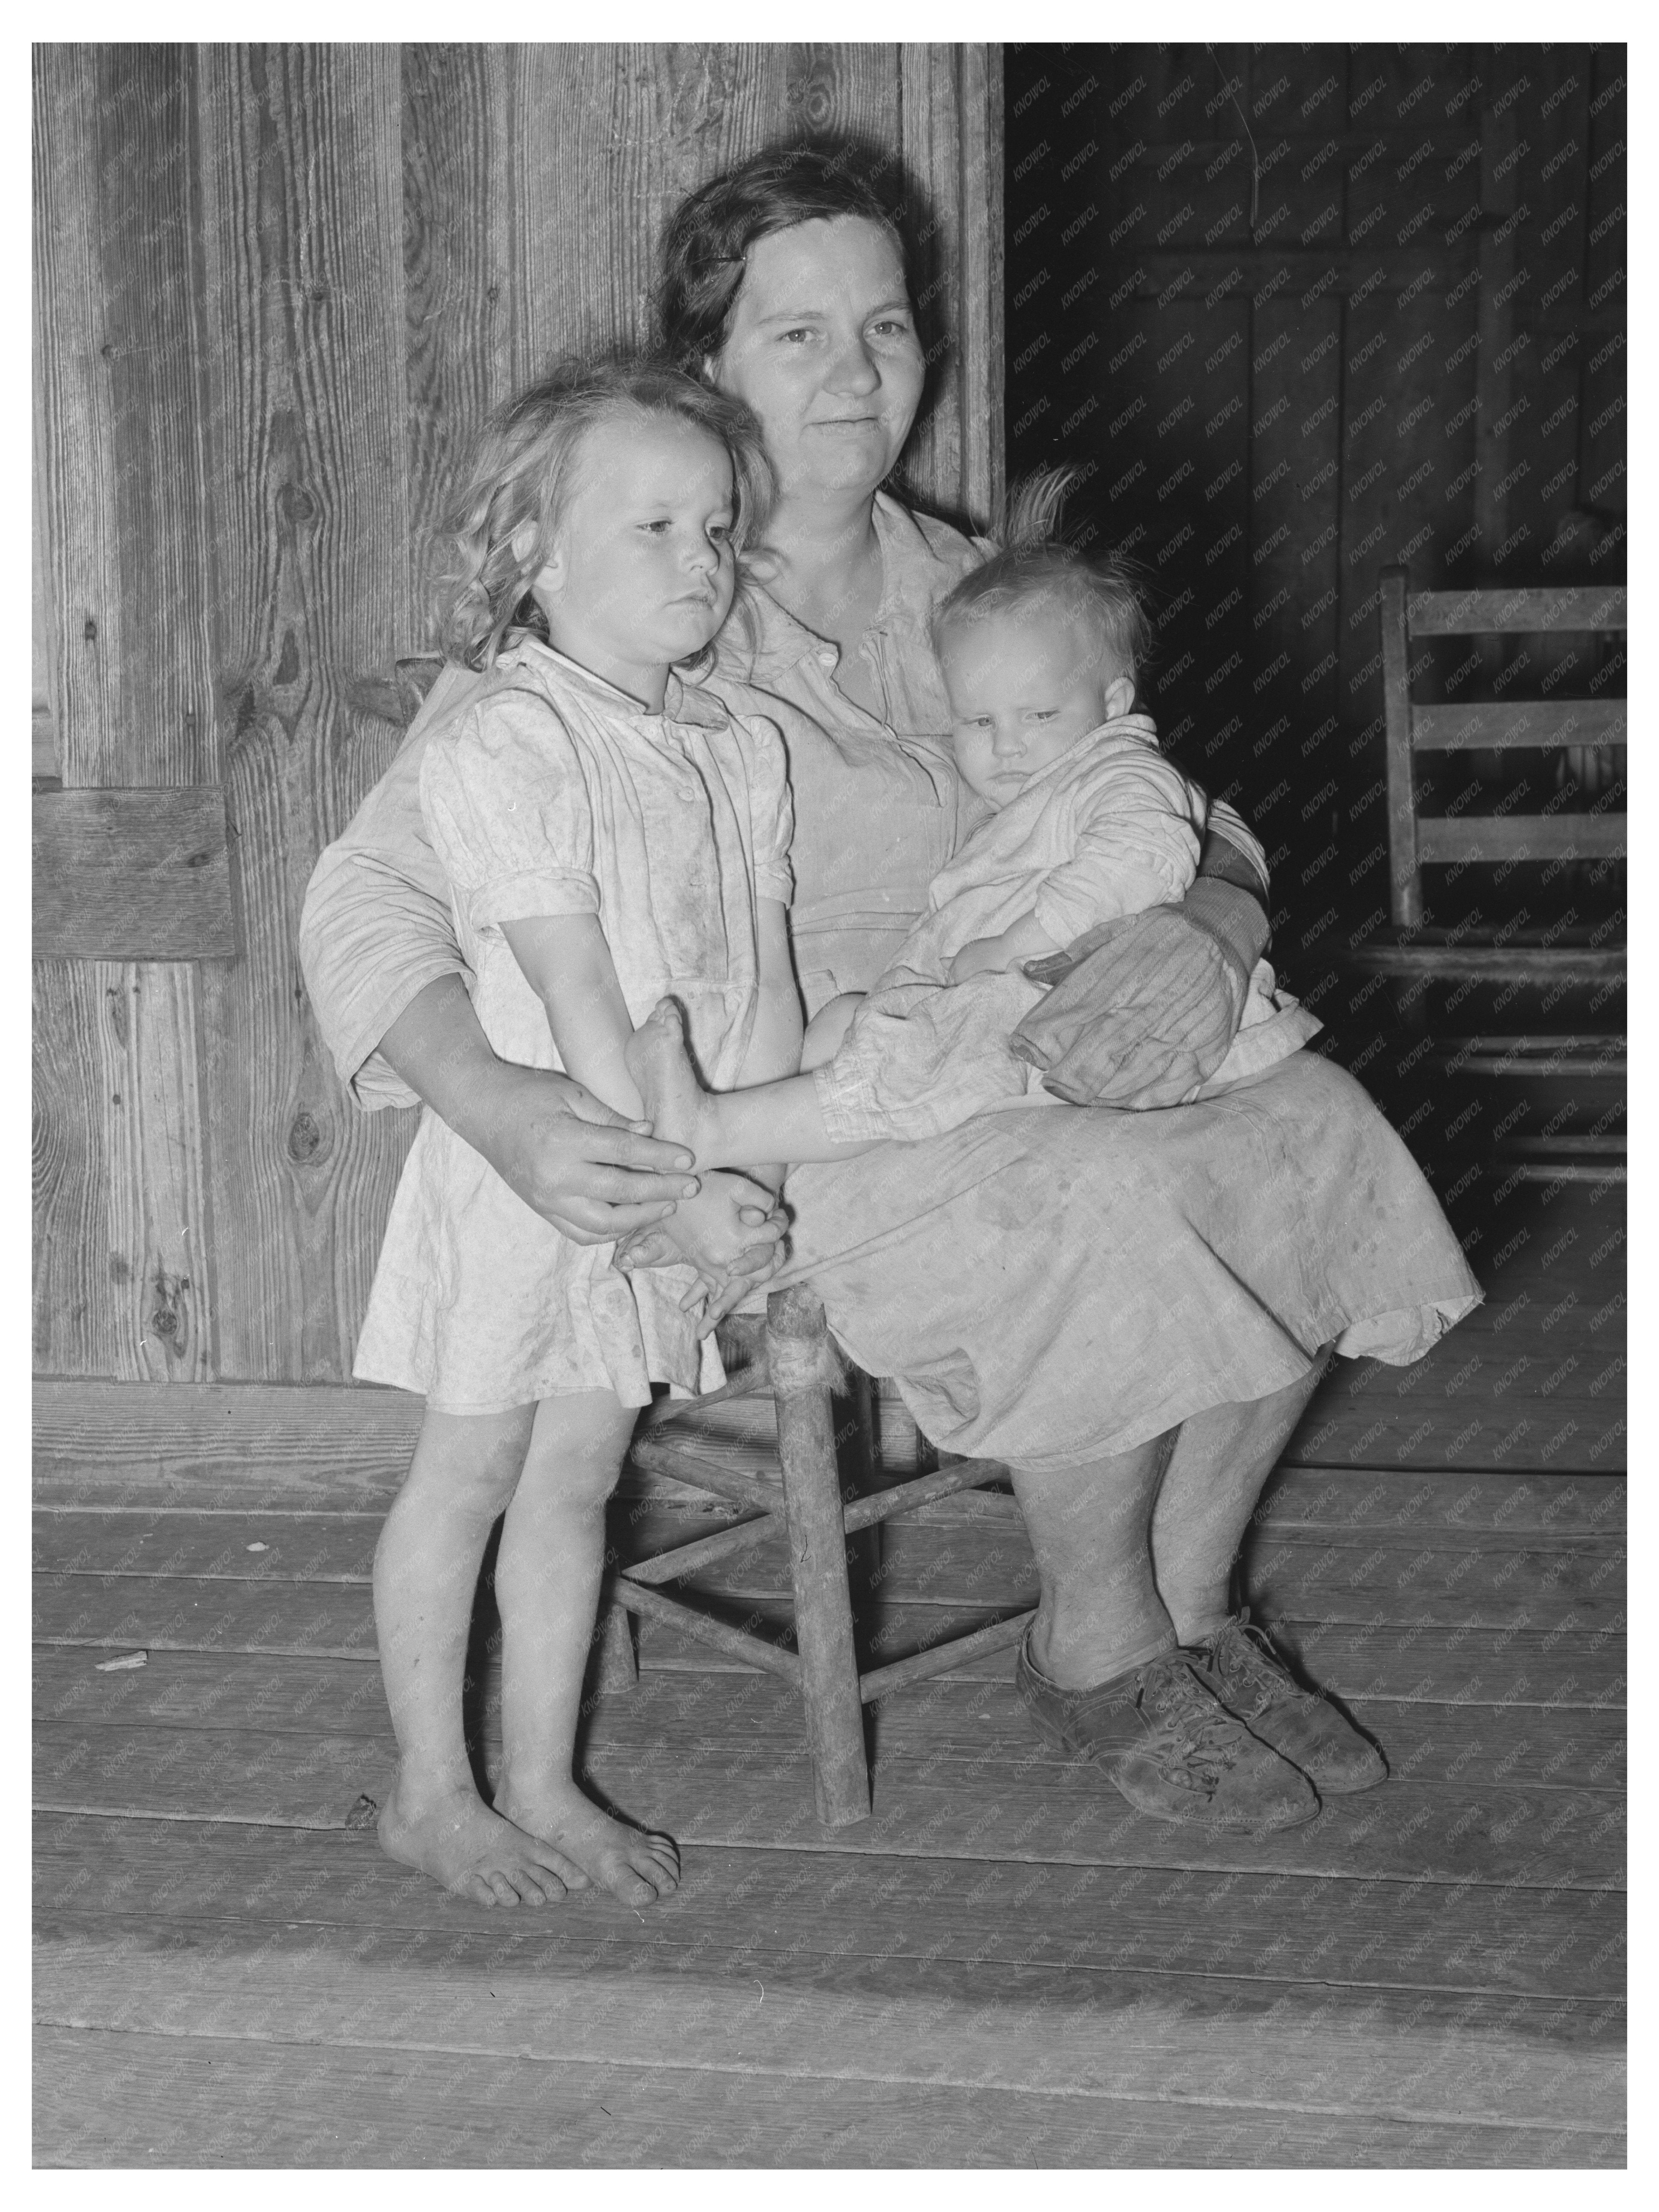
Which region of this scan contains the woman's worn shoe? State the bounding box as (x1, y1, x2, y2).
(1015, 1635, 1320, 1834)
(1190, 1610, 1387, 1794)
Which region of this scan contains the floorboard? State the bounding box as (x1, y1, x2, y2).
(34, 2027, 1623, 2169)
(34, 1816, 1626, 2006)
(33, 1175, 1626, 2166)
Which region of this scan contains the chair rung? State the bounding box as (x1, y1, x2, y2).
(1347, 944, 1625, 983)
(843, 1458, 1011, 1534)
(628, 1433, 780, 1512)
(610, 1575, 802, 1686)
(1405, 585, 1626, 636)
(858, 1610, 1038, 1703)
(1415, 815, 1624, 863)
(622, 1509, 781, 1588)
(1411, 701, 1627, 750)
(1448, 1050, 1626, 1079)
(1499, 1161, 1627, 1186)
(1500, 1133, 1626, 1158)
(636, 1364, 770, 1427)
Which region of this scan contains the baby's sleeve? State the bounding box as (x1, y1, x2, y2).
(1032, 743, 1205, 948)
(737, 712, 795, 907)
(419, 693, 599, 933)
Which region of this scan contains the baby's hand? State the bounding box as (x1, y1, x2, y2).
(949, 933, 1013, 984)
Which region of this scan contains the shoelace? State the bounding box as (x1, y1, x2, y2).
(1138, 1661, 1244, 1789)
(1210, 1618, 1310, 1709)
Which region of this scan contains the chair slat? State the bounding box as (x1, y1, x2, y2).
(1348, 943, 1624, 982)
(1415, 815, 1626, 862)
(1412, 702, 1628, 751)
(1407, 587, 1627, 636)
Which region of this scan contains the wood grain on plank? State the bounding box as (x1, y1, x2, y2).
(30, 1553, 1629, 1710)
(31, 1505, 1625, 1636)
(195, 43, 413, 1384)
(33, 790, 235, 961)
(31, 1644, 1625, 1799)
(400, 44, 522, 645)
(31, 1377, 1630, 1528)
(31, 45, 217, 791)
(31, 1713, 1625, 1892)
(33, 970, 122, 1377)
(34, 965, 218, 1381)
(34, 1918, 1623, 2130)
(34, 1812, 1626, 2005)
(31, 49, 222, 1384)
(32, 2025, 1621, 2170)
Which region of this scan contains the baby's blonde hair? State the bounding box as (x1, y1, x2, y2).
(436, 357, 773, 671)
(932, 466, 1153, 679)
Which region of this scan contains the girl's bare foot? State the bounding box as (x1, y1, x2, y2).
(624, 1000, 718, 1159)
(497, 1776, 680, 1908)
(377, 1773, 587, 1908)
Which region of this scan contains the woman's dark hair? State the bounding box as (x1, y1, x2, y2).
(434, 356, 772, 671)
(657, 145, 907, 374)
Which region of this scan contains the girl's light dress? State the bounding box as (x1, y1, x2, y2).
(352, 640, 792, 1415)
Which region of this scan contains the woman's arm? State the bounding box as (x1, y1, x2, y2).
(1009, 785, 1273, 1110)
(379, 975, 702, 1242)
(299, 675, 703, 1241)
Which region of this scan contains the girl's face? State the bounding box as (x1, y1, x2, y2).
(940, 605, 1136, 807)
(711, 216, 925, 507)
(532, 413, 738, 707)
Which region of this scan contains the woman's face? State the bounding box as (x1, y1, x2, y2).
(711, 216, 925, 505)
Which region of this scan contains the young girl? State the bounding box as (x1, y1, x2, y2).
(624, 478, 1474, 1372)
(352, 361, 802, 1909)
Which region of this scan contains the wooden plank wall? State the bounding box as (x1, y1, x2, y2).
(33, 43, 1005, 1386)
(1003, 43, 1626, 977)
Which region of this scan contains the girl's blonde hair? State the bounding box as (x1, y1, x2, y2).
(436, 357, 774, 671)
(932, 466, 1154, 678)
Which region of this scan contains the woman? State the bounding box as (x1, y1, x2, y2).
(301, 148, 1479, 1837)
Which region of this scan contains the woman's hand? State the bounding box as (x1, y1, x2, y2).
(379, 977, 702, 1244)
(1011, 894, 1255, 1108)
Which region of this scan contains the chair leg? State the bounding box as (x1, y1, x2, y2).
(593, 1598, 638, 1694)
(766, 1286, 871, 1827)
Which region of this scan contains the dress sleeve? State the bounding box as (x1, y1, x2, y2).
(1031, 741, 1205, 949)
(298, 663, 477, 1112)
(420, 693, 600, 932)
(1204, 791, 1270, 891)
(737, 712, 795, 907)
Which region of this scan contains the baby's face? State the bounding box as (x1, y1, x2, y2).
(939, 606, 1134, 807)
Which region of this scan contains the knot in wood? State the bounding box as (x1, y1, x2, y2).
(287, 1109, 326, 1164)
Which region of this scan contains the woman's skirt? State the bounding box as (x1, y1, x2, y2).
(773, 1050, 1481, 1473)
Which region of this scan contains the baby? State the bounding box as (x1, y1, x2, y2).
(626, 471, 1318, 1166)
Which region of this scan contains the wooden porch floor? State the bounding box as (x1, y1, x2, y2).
(34, 1174, 1625, 2167)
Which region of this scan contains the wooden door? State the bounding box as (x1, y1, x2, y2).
(32, 42, 1005, 1383)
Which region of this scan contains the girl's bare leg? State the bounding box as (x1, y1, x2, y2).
(492, 1391, 682, 1907)
(374, 1407, 588, 1907)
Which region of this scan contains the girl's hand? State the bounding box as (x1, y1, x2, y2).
(615, 1172, 789, 1336)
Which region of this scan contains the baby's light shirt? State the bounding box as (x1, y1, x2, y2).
(882, 713, 1200, 987)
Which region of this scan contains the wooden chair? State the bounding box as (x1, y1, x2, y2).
(598, 1287, 1033, 1827)
(1349, 568, 1626, 1178)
